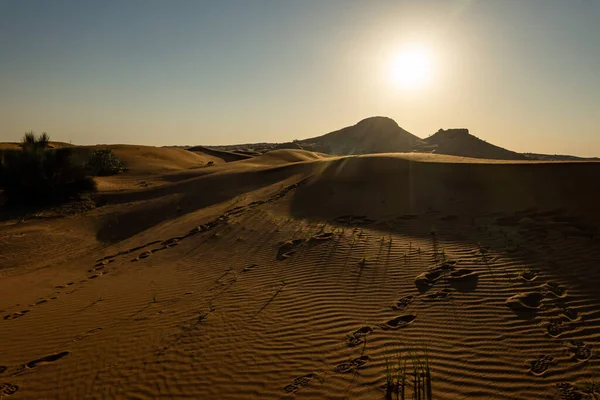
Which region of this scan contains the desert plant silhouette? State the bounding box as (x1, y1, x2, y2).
(0, 132, 96, 205)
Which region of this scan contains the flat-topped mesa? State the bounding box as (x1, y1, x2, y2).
(424, 128, 527, 160)
(433, 128, 470, 137)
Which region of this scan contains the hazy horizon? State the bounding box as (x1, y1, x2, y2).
(1, 0, 599, 157)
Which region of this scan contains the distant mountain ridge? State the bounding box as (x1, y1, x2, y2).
(192, 117, 593, 161)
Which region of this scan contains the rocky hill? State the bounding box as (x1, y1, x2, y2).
(273, 116, 432, 155)
(423, 128, 527, 160)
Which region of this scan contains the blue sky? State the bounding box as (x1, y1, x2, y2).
(1, 0, 599, 156)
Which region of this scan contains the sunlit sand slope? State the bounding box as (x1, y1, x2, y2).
(1, 151, 599, 399)
(85, 144, 218, 192)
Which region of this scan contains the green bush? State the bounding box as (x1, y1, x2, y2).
(0, 133, 96, 205)
(87, 149, 124, 176)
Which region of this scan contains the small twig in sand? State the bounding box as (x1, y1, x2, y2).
(255, 281, 286, 316)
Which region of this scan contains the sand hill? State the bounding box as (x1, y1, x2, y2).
(0, 141, 74, 150)
(79, 145, 219, 192)
(1, 145, 600, 399)
(186, 145, 253, 162)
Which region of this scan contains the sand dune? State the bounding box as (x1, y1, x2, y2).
(187, 145, 253, 162)
(0, 141, 74, 150)
(1, 148, 600, 399)
(240, 149, 328, 165)
(84, 144, 220, 192)
(93, 145, 216, 172)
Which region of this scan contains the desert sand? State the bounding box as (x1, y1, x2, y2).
(1, 145, 600, 399)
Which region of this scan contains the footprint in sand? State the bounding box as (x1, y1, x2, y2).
(334, 355, 371, 373)
(3, 310, 30, 320)
(151, 245, 170, 254)
(283, 372, 320, 393)
(555, 382, 585, 400)
(391, 295, 414, 311)
(126, 240, 162, 255)
(276, 239, 305, 260)
(215, 269, 237, 286)
(447, 269, 478, 282)
(542, 282, 567, 299)
(414, 270, 445, 288)
(518, 269, 538, 282)
(309, 232, 334, 241)
(188, 225, 208, 236)
(94, 259, 114, 268)
(93, 269, 109, 278)
(506, 292, 545, 311)
(561, 307, 579, 321)
(242, 264, 258, 273)
(528, 355, 555, 376)
(56, 281, 74, 289)
(70, 328, 103, 344)
(546, 318, 567, 338)
(347, 326, 373, 347)
(378, 315, 416, 330)
(426, 289, 453, 300)
(0, 383, 19, 396)
(90, 259, 114, 272)
(566, 340, 593, 362)
(131, 251, 152, 262)
(24, 351, 70, 369)
(447, 269, 479, 291)
(414, 262, 456, 289)
(162, 237, 181, 247)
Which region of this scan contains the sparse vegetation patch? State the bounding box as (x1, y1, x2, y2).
(0, 132, 96, 205)
(86, 149, 124, 176)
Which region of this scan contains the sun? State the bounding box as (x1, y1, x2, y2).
(389, 45, 433, 90)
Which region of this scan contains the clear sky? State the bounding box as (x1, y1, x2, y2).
(1, 0, 599, 156)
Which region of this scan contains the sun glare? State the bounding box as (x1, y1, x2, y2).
(390, 45, 433, 90)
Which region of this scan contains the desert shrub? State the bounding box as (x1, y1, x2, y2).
(87, 149, 124, 176)
(0, 133, 96, 205)
(21, 131, 50, 151)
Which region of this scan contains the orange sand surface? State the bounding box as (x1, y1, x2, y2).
(1, 147, 600, 399)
